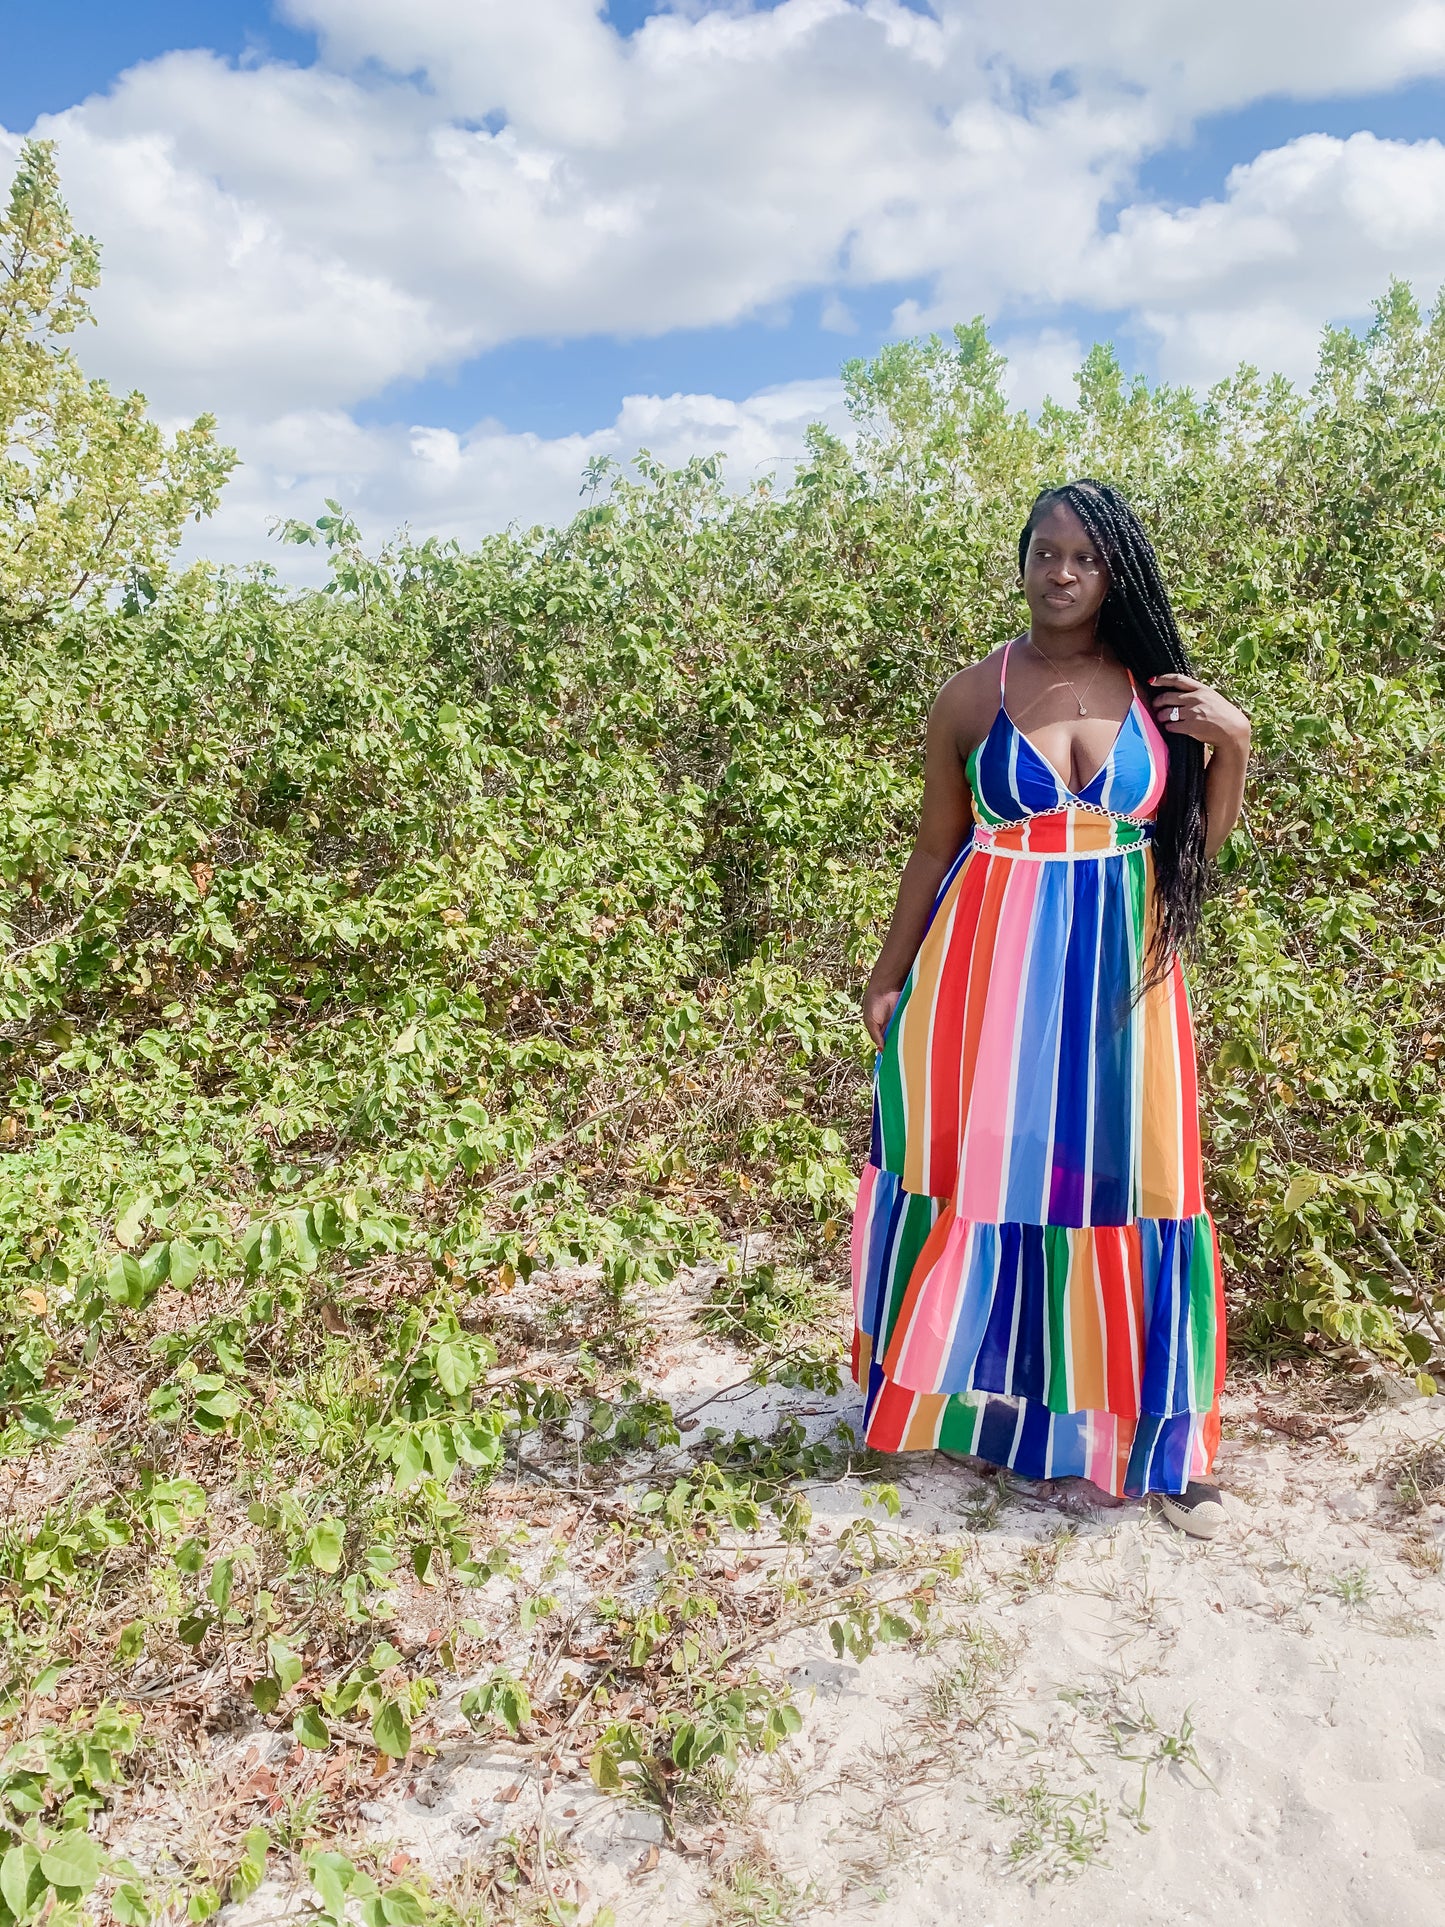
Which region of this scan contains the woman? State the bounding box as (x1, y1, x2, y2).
(851, 481, 1251, 1539)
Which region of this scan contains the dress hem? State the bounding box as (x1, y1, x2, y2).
(850, 1360, 1219, 1498)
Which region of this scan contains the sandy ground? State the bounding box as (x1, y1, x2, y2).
(214, 1264, 1445, 1927)
(738, 1391, 1445, 1927)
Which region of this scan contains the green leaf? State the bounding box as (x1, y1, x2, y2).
(460, 1673, 531, 1736)
(38, 1833, 104, 1896)
(306, 1850, 357, 1923)
(1, 1844, 42, 1921)
(147, 1381, 185, 1425)
(174, 1534, 206, 1575)
(433, 1339, 474, 1397)
(306, 1518, 345, 1574)
(115, 1618, 146, 1664)
(1283, 1173, 1321, 1213)
(111, 1880, 150, 1926)
(140, 1241, 171, 1289)
(103, 1252, 143, 1305)
(393, 1431, 425, 1491)
(290, 1207, 319, 1270)
(195, 1386, 242, 1423)
(312, 1200, 343, 1248)
(454, 1418, 501, 1466)
(499, 1682, 531, 1734)
(228, 1826, 269, 1905)
(177, 1606, 216, 1648)
(293, 1704, 331, 1750)
(379, 1886, 426, 1925)
(266, 1636, 303, 1693)
(329, 1679, 364, 1718)
(371, 1698, 411, 1759)
(208, 1555, 235, 1611)
(113, 1193, 151, 1249)
(166, 1239, 203, 1291)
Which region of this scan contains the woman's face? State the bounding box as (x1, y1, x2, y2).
(1021, 500, 1111, 634)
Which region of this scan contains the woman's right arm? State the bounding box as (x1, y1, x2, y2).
(861, 674, 981, 1050)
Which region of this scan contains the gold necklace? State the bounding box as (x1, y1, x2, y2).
(1028, 635, 1106, 716)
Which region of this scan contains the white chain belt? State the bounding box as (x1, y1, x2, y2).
(972, 840, 1151, 863)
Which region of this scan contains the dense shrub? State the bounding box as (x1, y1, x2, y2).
(4, 290, 1445, 1422)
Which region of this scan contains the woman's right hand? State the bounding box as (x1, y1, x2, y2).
(862, 983, 901, 1051)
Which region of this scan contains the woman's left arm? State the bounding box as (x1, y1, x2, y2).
(1149, 675, 1252, 861)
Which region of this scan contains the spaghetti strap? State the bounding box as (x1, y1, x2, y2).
(999, 638, 1012, 698)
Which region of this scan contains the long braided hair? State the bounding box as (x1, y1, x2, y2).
(1017, 479, 1209, 980)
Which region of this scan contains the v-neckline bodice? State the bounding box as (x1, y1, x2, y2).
(1002, 695, 1139, 801)
(998, 638, 1140, 800)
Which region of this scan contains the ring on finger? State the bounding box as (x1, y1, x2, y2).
(1168, 705, 1180, 722)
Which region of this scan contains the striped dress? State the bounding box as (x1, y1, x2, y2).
(850, 642, 1225, 1497)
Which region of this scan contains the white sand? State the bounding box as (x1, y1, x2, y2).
(736, 1389, 1445, 1927)
(214, 1264, 1445, 1927)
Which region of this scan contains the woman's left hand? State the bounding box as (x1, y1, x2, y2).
(1149, 675, 1251, 753)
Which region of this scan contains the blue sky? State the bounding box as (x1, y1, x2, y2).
(1, 3, 318, 125)
(5, 1, 1444, 562)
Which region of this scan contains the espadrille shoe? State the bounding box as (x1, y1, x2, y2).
(1158, 1482, 1228, 1540)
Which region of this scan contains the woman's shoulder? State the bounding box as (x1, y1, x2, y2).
(932, 643, 1012, 733)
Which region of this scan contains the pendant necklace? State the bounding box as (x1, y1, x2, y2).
(1028, 635, 1106, 716)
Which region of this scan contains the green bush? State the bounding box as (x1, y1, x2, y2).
(5, 294, 1445, 1403)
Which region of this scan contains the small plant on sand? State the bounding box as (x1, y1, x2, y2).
(590, 1683, 803, 1838)
(1329, 1566, 1375, 1609)
(706, 1845, 809, 1925)
(1008, 1525, 1078, 1598)
(702, 1260, 835, 1353)
(990, 1780, 1110, 1880)
(0, 1707, 146, 1926)
(922, 1620, 1015, 1731)
(1388, 1439, 1445, 1514)
(957, 1472, 1010, 1533)
(1398, 1531, 1443, 1576)
(1063, 1685, 1217, 1828)
(437, 1824, 585, 1926)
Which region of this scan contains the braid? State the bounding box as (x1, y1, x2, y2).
(1017, 480, 1209, 982)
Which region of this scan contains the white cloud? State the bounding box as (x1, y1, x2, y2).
(281, 0, 630, 144)
(6, 1, 1445, 565)
(997, 329, 1088, 414)
(1105, 134, 1445, 300)
(1099, 133, 1445, 384)
(186, 377, 851, 575)
(29, 2, 1441, 427)
(970, 0, 1445, 119)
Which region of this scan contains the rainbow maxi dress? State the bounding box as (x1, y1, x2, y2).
(850, 643, 1225, 1497)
